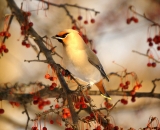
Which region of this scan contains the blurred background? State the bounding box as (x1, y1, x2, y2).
(0, 0, 160, 129)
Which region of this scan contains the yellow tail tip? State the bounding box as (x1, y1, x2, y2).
(101, 94, 112, 100)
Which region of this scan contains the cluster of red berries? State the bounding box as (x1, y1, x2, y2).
(77, 15, 95, 24)
(74, 96, 89, 109)
(9, 101, 20, 107)
(126, 16, 138, 24)
(147, 62, 156, 68)
(45, 73, 57, 81)
(147, 36, 160, 49)
(0, 44, 9, 54)
(0, 31, 11, 38)
(21, 40, 30, 48)
(62, 108, 71, 119)
(104, 101, 113, 109)
(121, 98, 128, 105)
(32, 95, 51, 110)
(119, 80, 130, 90)
(20, 11, 33, 35)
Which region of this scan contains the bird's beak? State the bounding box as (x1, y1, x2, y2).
(51, 35, 63, 40)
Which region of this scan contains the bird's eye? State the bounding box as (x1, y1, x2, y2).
(61, 33, 69, 38)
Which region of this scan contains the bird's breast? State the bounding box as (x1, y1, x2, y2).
(63, 47, 102, 83)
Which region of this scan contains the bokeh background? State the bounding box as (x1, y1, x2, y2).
(0, 0, 160, 130)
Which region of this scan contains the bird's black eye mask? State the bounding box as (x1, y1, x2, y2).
(55, 33, 69, 45)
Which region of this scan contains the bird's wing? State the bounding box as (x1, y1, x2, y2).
(86, 48, 109, 82)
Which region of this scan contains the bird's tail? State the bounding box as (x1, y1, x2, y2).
(95, 80, 111, 100)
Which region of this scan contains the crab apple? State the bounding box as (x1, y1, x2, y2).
(72, 25, 77, 30)
(50, 120, 54, 124)
(121, 99, 128, 105)
(0, 31, 5, 36)
(38, 104, 43, 110)
(90, 18, 95, 23)
(0, 108, 5, 114)
(32, 127, 38, 130)
(42, 127, 47, 130)
(114, 126, 119, 130)
(49, 85, 55, 90)
(27, 11, 31, 16)
(33, 100, 39, 105)
(77, 15, 82, 20)
(4, 48, 9, 53)
(55, 104, 59, 109)
(123, 85, 128, 89)
(62, 114, 67, 119)
(157, 46, 160, 51)
(149, 42, 153, 47)
(119, 83, 124, 88)
(126, 18, 131, 24)
(152, 62, 156, 67)
(1, 44, 6, 49)
(81, 103, 87, 108)
(153, 35, 159, 44)
(28, 22, 33, 27)
(45, 74, 50, 79)
(125, 81, 130, 85)
(147, 37, 152, 42)
(5, 32, 11, 37)
(22, 40, 27, 46)
(74, 103, 80, 109)
(84, 20, 88, 24)
(133, 17, 138, 23)
(45, 100, 51, 105)
(52, 82, 57, 87)
(26, 43, 30, 48)
(147, 62, 152, 67)
(131, 95, 136, 102)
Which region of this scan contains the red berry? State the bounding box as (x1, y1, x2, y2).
(4, 48, 9, 53)
(50, 120, 54, 124)
(21, 26, 25, 30)
(77, 15, 82, 20)
(114, 126, 119, 130)
(49, 85, 55, 90)
(45, 74, 50, 79)
(62, 114, 67, 119)
(52, 82, 57, 87)
(133, 17, 138, 23)
(49, 77, 54, 81)
(45, 100, 51, 105)
(5, 32, 11, 37)
(72, 25, 77, 30)
(90, 18, 95, 23)
(147, 62, 152, 67)
(81, 103, 87, 108)
(147, 37, 152, 42)
(153, 35, 159, 44)
(131, 96, 136, 102)
(119, 83, 124, 87)
(1, 44, 6, 50)
(26, 43, 30, 48)
(123, 85, 128, 89)
(152, 62, 156, 67)
(0, 31, 5, 36)
(55, 104, 59, 109)
(149, 42, 153, 47)
(157, 46, 160, 51)
(28, 22, 33, 27)
(125, 81, 130, 85)
(0, 108, 5, 114)
(38, 104, 43, 110)
(42, 127, 47, 130)
(74, 103, 80, 109)
(27, 12, 31, 16)
(33, 100, 39, 105)
(84, 20, 88, 24)
(126, 18, 131, 24)
(22, 41, 26, 46)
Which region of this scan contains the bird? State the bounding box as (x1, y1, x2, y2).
(52, 29, 111, 99)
